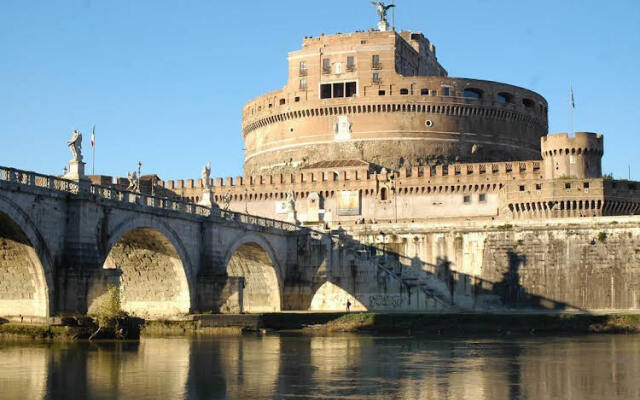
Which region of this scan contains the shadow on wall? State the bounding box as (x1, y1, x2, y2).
(310, 227, 587, 313)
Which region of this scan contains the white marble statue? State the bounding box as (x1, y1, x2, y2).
(67, 130, 83, 162)
(127, 171, 138, 192)
(202, 162, 211, 189)
(286, 189, 296, 211)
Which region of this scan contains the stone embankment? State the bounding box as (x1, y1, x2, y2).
(3, 313, 640, 340)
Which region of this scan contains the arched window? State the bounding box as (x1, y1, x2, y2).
(522, 98, 535, 108)
(497, 92, 512, 103)
(463, 88, 483, 99)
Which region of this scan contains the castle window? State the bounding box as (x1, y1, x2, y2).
(320, 81, 357, 99)
(380, 187, 388, 201)
(463, 88, 483, 99)
(320, 84, 332, 99)
(400, 88, 409, 95)
(300, 78, 307, 90)
(565, 183, 571, 190)
(479, 193, 486, 202)
(345, 82, 357, 97)
(421, 88, 429, 95)
(378, 90, 386, 96)
(442, 86, 451, 96)
(299, 61, 307, 76)
(522, 98, 535, 108)
(322, 58, 331, 74)
(463, 195, 472, 203)
(347, 56, 355, 71)
(519, 185, 525, 192)
(583, 182, 589, 189)
(372, 54, 381, 69)
(279, 98, 286, 105)
(536, 183, 542, 190)
(497, 92, 512, 103)
(372, 72, 380, 83)
(294, 96, 300, 102)
(334, 62, 343, 74)
(431, 90, 437, 96)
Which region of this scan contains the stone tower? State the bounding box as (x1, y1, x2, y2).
(541, 132, 603, 179)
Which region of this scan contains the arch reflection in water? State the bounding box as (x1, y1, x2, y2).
(0, 335, 639, 399)
(86, 339, 190, 399)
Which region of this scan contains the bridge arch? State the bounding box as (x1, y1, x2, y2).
(0, 195, 52, 319)
(96, 216, 194, 318)
(223, 233, 283, 313)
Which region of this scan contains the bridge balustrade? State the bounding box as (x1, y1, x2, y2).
(1, 165, 299, 232)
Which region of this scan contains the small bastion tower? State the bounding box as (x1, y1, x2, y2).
(541, 132, 603, 180)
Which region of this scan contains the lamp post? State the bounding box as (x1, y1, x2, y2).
(137, 161, 142, 193)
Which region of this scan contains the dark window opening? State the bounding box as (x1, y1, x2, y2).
(345, 82, 357, 97)
(372, 54, 381, 69)
(463, 88, 483, 99)
(583, 182, 590, 189)
(294, 96, 300, 102)
(442, 87, 451, 96)
(322, 58, 331, 74)
(380, 187, 387, 201)
(378, 90, 386, 96)
(519, 185, 525, 192)
(523, 98, 535, 108)
(333, 82, 344, 98)
(463, 195, 472, 203)
(373, 72, 380, 83)
(431, 90, 437, 96)
(536, 183, 542, 190)
(497, 92, 512, 103)
(421, 88, 429, 95)
(321, 81, 357, 99)
(565, 183, 571, 189)
(347, 56, 355, 71)
(479, 193, 486, 202)
(279, 98, 286, 105)
(320, 84, 332, 99)
(400, 88, 409, 95)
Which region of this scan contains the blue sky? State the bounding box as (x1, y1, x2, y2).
(1, 0, 639, 180)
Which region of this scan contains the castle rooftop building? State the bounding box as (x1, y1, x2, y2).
(89, 10, 640, 226)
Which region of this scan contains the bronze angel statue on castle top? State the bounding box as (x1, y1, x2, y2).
(371, 1, 395, 24)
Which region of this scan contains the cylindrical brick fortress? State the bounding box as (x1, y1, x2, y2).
(241, 30, 548, 175)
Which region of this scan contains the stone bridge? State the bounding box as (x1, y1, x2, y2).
(0, 166, 438, 322)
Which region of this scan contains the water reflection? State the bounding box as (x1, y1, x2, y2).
(0, 335, 638, 400)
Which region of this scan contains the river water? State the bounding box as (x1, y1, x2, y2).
(0, 334, 639, 400)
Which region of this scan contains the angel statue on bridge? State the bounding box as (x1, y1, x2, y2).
(127, 171, 139, 192)
(67, 129, 83, 162)
(371, 1, 395, 26)
(202, 162, 212, 189)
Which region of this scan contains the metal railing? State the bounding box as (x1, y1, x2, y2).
(0, 165, 299, 232)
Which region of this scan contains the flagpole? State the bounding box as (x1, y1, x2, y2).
(92, 125, 95, 175)
(570, 83, 574, 136)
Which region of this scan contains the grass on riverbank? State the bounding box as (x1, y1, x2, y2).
(0, 323, 93, 341)
(310, 313, 640, 334)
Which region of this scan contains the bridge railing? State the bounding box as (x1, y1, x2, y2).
(1, 166, 298, 232)
(0, 166, 80, 194)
